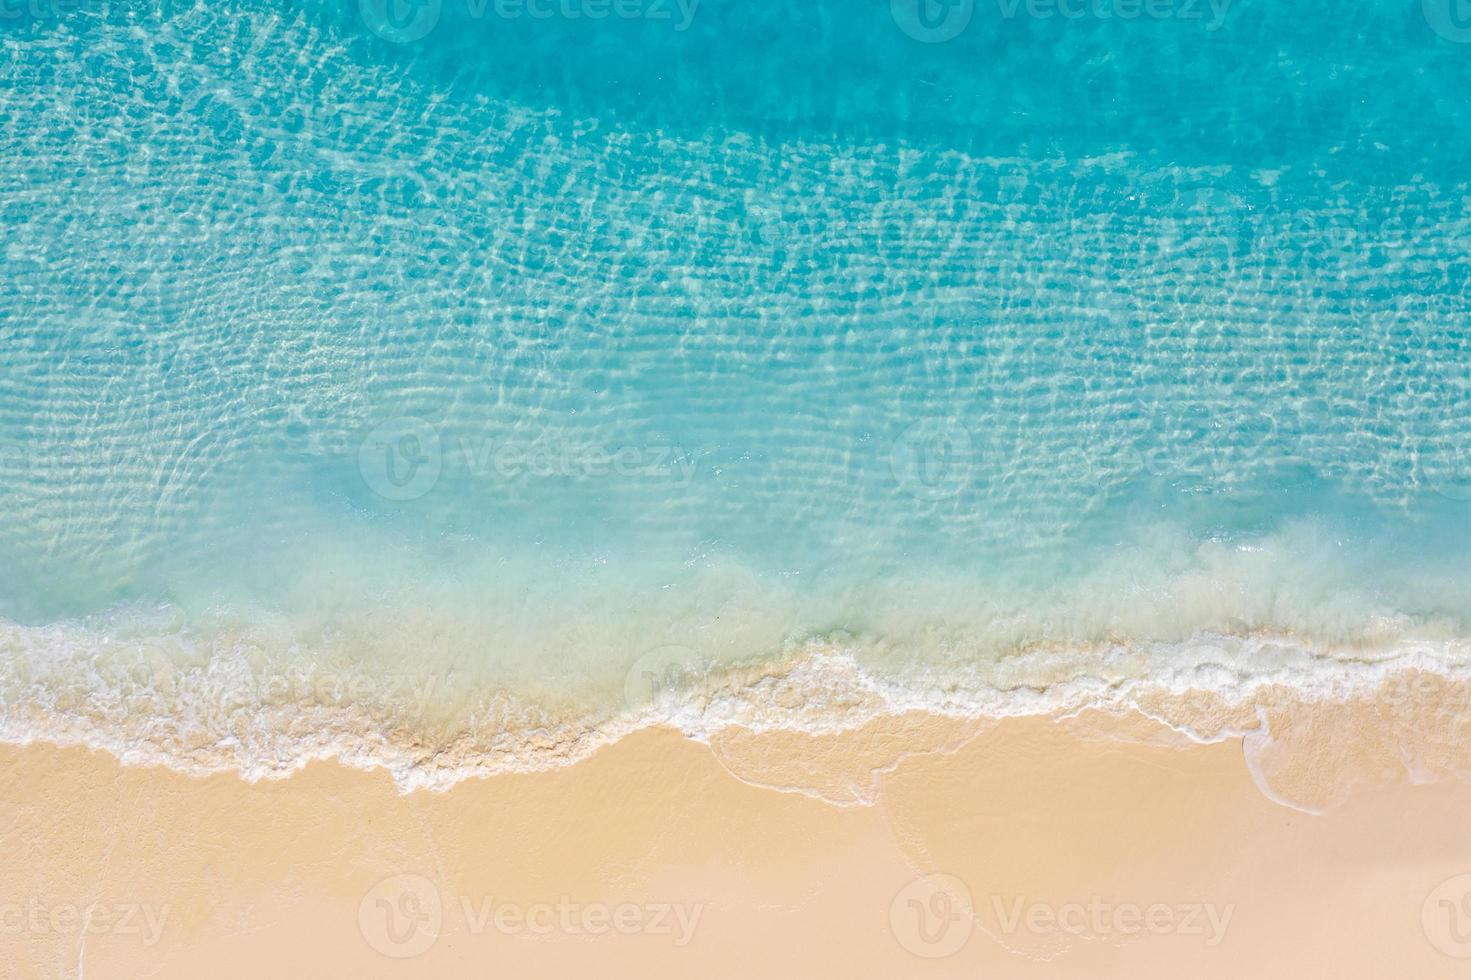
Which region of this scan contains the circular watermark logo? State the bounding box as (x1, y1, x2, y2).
(358, 416, 443, 501)
(1155, 188, 1251, 255)
(889, 873, 974, 958)
(891, 418, 973, 500)
(1424, 0, 1471, 42)
(891, 0, 974, 42)
(360, 0, 444, 43)
(359, 873, 443, 959)
(1423, 873, 1471, 958)
(624, 645, 705, 714)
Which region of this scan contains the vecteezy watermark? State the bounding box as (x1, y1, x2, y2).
(356, 415, 705, 501)
(994, 0, 1230, 28)
(890, 418, 973, 500)
(891, 0, 1229, 41)
(360, 875, 443, 959)
(1131, 407, 1275, 490)
(890, 0, 975, 42)
(1424, 0, 1471, 43)
(0, 900, 171, 947)
(1378, 673, 1471, 738)
(623, 644, 706, 713)
(360, 0, 699, 43)
(251, 668, 448, 727)
(1423, 873, 1471, 959)
(889, 874, 975, 958)
(991, 895, 1234, 946)
(360, 0, 443, 42)
(358, 874, 704, 959)
(358, 416, 444, 501)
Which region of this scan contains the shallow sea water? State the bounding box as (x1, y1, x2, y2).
(1, 0, 1469, 785)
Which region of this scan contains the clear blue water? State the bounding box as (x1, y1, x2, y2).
(1, 0, 1469, 778)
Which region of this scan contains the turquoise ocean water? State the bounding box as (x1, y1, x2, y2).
(1, 0, 1469, 784)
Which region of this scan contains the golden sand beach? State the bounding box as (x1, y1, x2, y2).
(6, 682, 1471, 978)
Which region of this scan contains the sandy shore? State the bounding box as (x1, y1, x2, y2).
(3, 697, 1471, 978)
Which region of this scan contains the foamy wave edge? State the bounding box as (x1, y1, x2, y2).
(5, 623, 1471, 793)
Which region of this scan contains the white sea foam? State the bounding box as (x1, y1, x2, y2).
(4, 612, 1470, 794)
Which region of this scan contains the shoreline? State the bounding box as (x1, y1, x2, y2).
(3, 637, 1471, 796)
